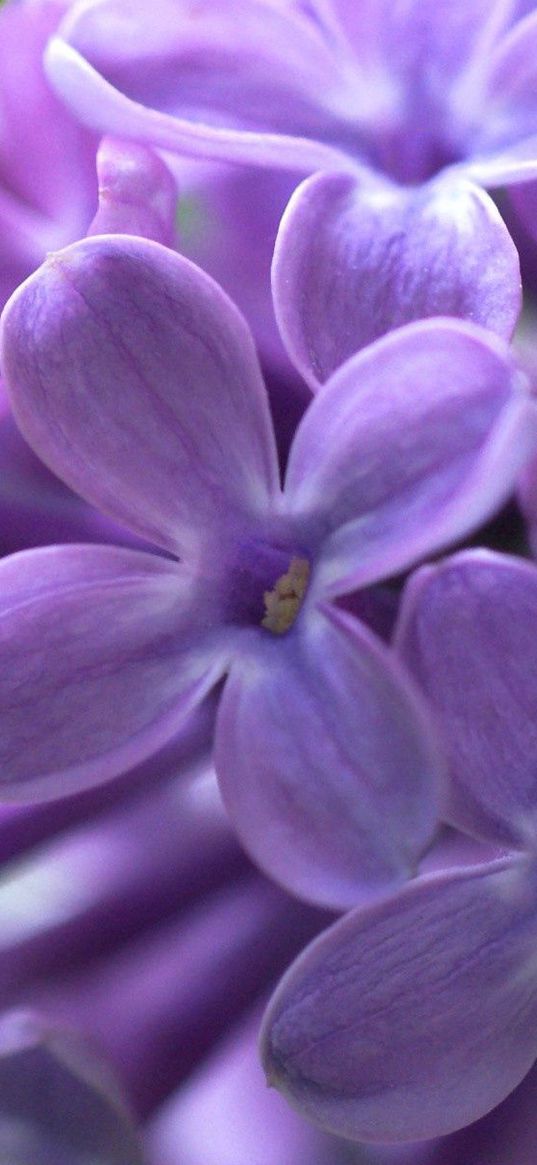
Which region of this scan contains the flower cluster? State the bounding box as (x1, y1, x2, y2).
(1, 0, 537, 1161)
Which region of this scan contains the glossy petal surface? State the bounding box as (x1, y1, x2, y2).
(1, 235, 279, 555)
(0, 544, 227, 802)
(215, 605, 443, 910)
(396, 550, 537, 847)
(285, 320, 537, 595)
(262, 857, 537, 1141)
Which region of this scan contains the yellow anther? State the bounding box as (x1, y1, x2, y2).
(261, 557, 310, 635)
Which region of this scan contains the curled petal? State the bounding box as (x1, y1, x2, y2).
(1, 235, 280, 555)
(215, 604, 443, 910)
(44, 35, 348, 174)
(395, 549, 537, 847)
(285, 319, 537, 595)
(273, 171, 521, 387)
(0, 544, 228, 802)
(262, 856, 537, 1142)
(88, 136, 178, 245)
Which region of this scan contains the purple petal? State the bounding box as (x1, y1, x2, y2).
(262, 856, 537, 1141)
(88, 136, 178, 245)
(58, 0, 350, 135)
(395, 549, 537, 847)
(215, 603, 443, 910)
(0, 1010, 144, 1164)
(285, 319, 537, 595)
(273, 171, 521, 387)
(0, 544, 227, 802)
(1, 235, 280, 555)
(44, 35, 348, 174)
(464, 13, 537, 186)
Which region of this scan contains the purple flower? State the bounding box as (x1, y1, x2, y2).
(261, 549, 537, 1143)
(1, 234, 535, 910)
(43, 0, 537, 381)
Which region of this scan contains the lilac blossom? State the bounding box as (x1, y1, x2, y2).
(43, 0, 537, 383)
(1, 233, 536, 909)
(262, 549, 537, 1143)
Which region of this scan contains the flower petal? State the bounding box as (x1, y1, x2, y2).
(0, 544, 227, 802)
(1, 235, 280, 555)
(44, 33, 348, 174)
(0, 1010, 144, 1164)
(273, 171, 521, 387)
(215, 604, 443, 910)
(285, 319, 537, 595)
(262, 856, 537, 1141)
(88, 136, 178, 245)
(395, 549, 537, 847)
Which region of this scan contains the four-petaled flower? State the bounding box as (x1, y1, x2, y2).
(0, 235, 535, 912)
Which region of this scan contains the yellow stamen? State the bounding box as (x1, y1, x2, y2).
(261, 557, 310, 635)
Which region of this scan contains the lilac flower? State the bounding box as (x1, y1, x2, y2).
(261, 549, 537, 1143)
(1, 233, 536, 909)
(43, 0, 537, 383)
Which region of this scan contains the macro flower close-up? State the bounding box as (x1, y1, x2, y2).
(3, 1, 537, 1162)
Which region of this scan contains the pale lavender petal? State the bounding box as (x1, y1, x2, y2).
(273, 171, 520, 386)
(44, 37, 348, 173)
(262, 856, 537, 1141)
(58, 0, 351, 135)
(0, 1010, 144, 1164)
(1, 235, 280, 555)
(395, 549, 537, 847)
(0, 544, 228, 802)
(285, 319, 537, 596)
(88, 136, 178, 245)
(215, 604, 443, 910)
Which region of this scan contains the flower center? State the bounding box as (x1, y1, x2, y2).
(261, 557, 310, 635)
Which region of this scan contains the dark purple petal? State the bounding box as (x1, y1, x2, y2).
(0, 544, 228, 802)
(88, 136, 178, 245)
(285, 319, 537, 595)
(0, 1010, 144, 1164)
(1, 235, 280, 554)
(262, 856, 537, 1142)
(215, 603, 443, 910)
(44, 35, 348, 173)
(273, 171, 521, 387)
(395, 549, 537, 846)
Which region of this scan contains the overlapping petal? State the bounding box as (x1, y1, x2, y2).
(262, 856, 537, 1142)
(44, 33, 347, 174)
(0, 544, 228, 802)
(1, 235, 280, 555)
(273, 171, 520, 386)
(57, 0, 351, 133)
(215, 604, 443, 910)
(395, 550, 537, 847)
(285, 319, 537, 596)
